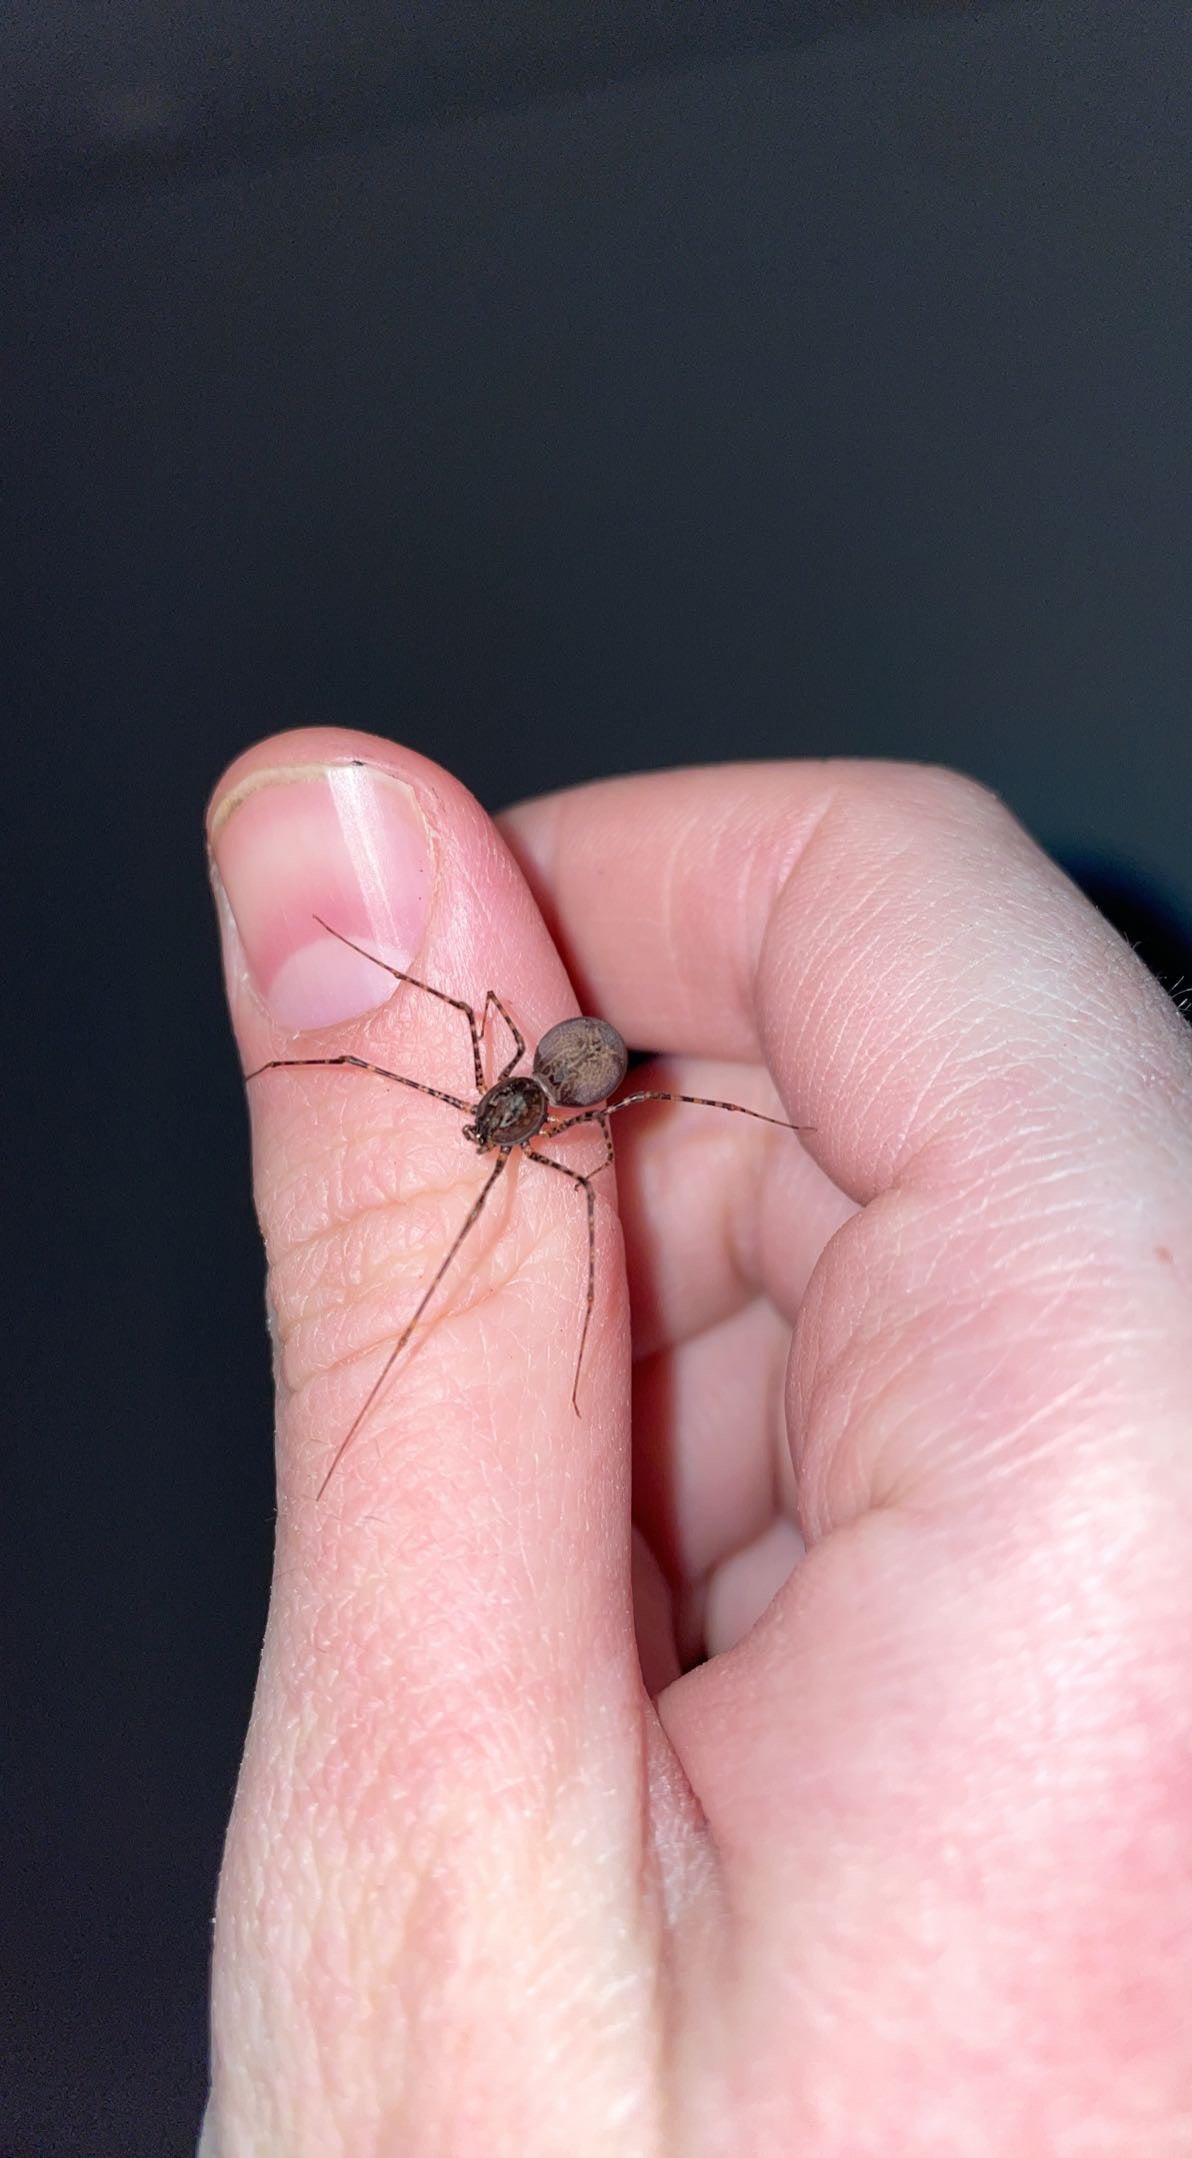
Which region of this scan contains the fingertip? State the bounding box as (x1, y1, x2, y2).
(206, 726, 452, 842)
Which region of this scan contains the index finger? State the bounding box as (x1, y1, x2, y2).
(501, 760, 1192, 1203)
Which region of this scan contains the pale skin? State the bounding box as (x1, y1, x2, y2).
(205, 729, 1192, 2157)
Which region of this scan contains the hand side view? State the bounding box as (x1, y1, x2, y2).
(204, 732, 1192, 2158)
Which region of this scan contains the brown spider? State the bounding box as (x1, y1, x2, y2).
(249, 920, 808, 1496)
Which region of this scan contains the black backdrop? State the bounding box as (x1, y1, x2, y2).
(6, 4, 1192, 2149)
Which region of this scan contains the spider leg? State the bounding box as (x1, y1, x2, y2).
(524, 1139, 609, 1416)
(312, 915, 489, 1092)
(246, 1053, 470, 1114)
(479, 990, 526, 1085)
(538, 1109, 616, 1177)
(316, 1150, 511, 1499)
(598, 1090, 812, 1133)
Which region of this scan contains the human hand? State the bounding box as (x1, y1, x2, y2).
(204, 730, 1192, 2156)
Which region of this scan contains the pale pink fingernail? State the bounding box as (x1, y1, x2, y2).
(209, 762, 434, 1029)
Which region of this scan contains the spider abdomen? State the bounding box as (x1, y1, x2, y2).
(533, 1017, 628, 1109)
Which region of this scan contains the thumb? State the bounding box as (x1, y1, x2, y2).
(205, 729, 659, 2148)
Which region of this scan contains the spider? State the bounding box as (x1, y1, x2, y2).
(249, 920, 808, 1496)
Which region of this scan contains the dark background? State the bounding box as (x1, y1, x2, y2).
(5, 2, 1191, 2149)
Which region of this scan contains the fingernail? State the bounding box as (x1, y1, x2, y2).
(209, 762, 434, 1029)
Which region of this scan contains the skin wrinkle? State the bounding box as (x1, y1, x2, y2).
(261, 1077, 617, 1425)
(866, 1358, 1104, 1521)
(261, 1099, 468, 1252)
(889, 977, 1014, 1066)
(892, 1026, 1090, 1187)
(767, 876, 873, 1087)
(793, 1237, 1120, 1535)
(273, 1195, 524, 1409)
(747, 784, 842, 1057)
(786, 785, 1166, 1191)
(275, 1151, 486, 1303)
(709, 794, 799, 1049)
(274, 1162, 487, 1312)
(898, 1301, 1141, 1512)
